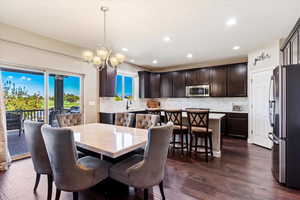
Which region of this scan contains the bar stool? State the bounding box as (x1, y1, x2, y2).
(164, 109, 188, 155)
(147, 109, 162, 125)
(187, 109, 213, 162)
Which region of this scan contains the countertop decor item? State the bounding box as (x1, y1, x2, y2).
(82, 6, 126, 71)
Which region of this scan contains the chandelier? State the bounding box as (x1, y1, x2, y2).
(82, 6, 125, 71)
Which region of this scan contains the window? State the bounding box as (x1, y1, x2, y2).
(115, 74, 134, 100)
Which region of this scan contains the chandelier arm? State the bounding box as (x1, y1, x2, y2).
(106, 50, 112, 67)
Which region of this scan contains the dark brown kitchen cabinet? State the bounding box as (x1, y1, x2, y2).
(172, 71, 186, 97)
(281, 18, 300, 65)
(227, 63, 248, 97)
(138, 71, 160, 98)
(226, 113, 248, 138)
(210, 66, 227, 97)
(150, 73, 161, 98)
(99, 66, 117, 97)
(160, 72, 173, 97)
(186, 68, 210, 85)
(138, 71, 151, 98)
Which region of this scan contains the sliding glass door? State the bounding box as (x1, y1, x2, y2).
(0, 66, 83, 159)
(48, 73, 81, 126)
(0, 67, 45, 158)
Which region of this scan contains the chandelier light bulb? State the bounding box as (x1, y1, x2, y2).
(93, 56, 102, 65)
(110, 56, 119, 67)
(115, 53, 125, 63)
(97, 48, 109, 60)
(82, 51, 94, 62)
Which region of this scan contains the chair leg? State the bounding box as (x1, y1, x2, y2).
(181, 132, 184, 155)
(47, 175, 53, 200)
(195, 135, 198, 155)
(172, 133, 176, 152)
(55, 189, 61, 200)
(159, 181, 166, 200)
(144, 188, 148, 200)
(209, 134, 214, 157)
(189, 133, 193, 157)
(33, 173, 41, 192)
(204, 135, 208, 162)
(73, 192, 78, 200)
(185, 132, 189, 153)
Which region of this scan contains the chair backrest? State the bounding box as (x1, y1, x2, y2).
(56, 113, 82, 127)
(41, 125, 79, 189)
(187, 110, 210, 131)
(24, 120, 52, 175)
(135, 114, 160, 129)
(115, 113, 135, 127)
(129, 123, 173, 187)
(164, 109, 183, 126)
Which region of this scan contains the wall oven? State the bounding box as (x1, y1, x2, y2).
(186, 85, 210, 97)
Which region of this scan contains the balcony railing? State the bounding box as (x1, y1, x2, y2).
(6, 108, 78, 132)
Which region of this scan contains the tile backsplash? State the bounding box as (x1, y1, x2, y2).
(100, 97, 248, 113)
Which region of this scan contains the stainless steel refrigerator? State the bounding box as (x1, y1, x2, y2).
(269, 64, 300, 189)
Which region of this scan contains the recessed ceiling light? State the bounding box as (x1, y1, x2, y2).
(233, 46, 240, 50)
(226, 18, 237, 26)
(186, 53, 193, 58)
(121, 48, 128, 52)
(162, 36, 171, 43)
(129, 59, 135, 63)
(152, 60, 158, 64)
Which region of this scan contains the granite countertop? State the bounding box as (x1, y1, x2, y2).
(100, 108, 248, 114)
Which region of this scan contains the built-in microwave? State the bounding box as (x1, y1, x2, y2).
(186, 85, 210, 97)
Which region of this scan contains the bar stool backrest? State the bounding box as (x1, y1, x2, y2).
(187, 110, 210, 132)
(164, 110, 183, 127)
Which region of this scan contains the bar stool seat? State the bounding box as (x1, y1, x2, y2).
(174, 125, 188, 130)
(191, 127, 213, 133)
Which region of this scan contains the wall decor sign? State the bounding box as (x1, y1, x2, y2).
(253, 52, 271, 66)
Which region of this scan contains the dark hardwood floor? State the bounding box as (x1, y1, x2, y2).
(1, 137, 300, 200)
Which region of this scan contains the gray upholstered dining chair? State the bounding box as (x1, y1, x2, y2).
(110, 122, 174, 200)
(24, 120, 53, 200)
(41, 125, 111, 200)
(115, 112, 135, 127)
(135, 114, 160, 129)
(56, 113, 82, 127)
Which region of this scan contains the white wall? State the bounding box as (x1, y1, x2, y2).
(248, 40, 281, 143)
(0, 23, 98, 123)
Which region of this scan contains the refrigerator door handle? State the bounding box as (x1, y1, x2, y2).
(268, 132, 274, 142)
(269, 76, 275, 127)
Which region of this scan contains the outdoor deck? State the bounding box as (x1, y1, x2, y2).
(7, 130, 28, 157)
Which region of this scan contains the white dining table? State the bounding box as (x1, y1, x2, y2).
(69, 123, 148, 158)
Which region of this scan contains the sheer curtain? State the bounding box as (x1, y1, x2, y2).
(0, 84, 11, 171)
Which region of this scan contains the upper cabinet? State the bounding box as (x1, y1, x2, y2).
(227, 63, 248, 97)
(160, 72, 173, 97)
(150, 73, 161, 98)
(281, 18, 300, 65)
(172, 71, 186, 97)
(210, 66, 227, 97)
(99, 67, 117, 97)
(138, 71, 161, 98)
(138, 71, 151, 98)
(186, 68, 210, 86)
(137, 62, 248, 98)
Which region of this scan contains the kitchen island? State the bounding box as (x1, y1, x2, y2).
(99, 109, 226, 157)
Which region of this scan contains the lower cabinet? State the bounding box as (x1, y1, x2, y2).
(99, 111, 148, 126)
(226, 113, 248, 139)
